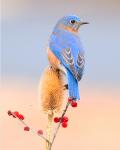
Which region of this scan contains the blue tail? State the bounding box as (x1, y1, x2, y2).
(67, 69, 80, 100)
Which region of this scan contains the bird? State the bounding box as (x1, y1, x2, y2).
(47, 15, 88, 100)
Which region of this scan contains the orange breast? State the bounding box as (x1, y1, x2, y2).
(47, 48, 60, 69)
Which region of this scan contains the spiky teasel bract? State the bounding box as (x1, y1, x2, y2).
(39, 66, 65, 114)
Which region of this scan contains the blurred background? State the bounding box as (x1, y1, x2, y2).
(1, 0, 120, 150)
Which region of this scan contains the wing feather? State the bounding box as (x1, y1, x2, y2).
(76, 52, 85, 81)
(62, 48, 77, 78)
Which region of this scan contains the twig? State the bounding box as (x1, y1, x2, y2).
(49, 101, 70, 149)
(11, 112, 51, 144)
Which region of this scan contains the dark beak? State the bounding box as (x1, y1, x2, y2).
(80, 22, 89, 25)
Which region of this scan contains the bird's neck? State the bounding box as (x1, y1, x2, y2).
(56, 24, 78, 35)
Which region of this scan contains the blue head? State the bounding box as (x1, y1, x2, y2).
(55, 15, 89, 33)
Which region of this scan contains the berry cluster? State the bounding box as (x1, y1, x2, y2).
(68, 98, 77, 107)
(54, 116, 68, 128)
(8, 110, 24, 120)
(7, 110, 43, 135)
(53, 98, 78, 128)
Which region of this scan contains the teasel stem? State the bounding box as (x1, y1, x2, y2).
(45, 112, 54, 150)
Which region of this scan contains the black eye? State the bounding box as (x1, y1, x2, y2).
(70, 20, 76, 24)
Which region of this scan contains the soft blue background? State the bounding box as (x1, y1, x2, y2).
(2, 0, 120, 87)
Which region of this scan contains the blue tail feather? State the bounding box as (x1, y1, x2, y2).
(67, 70, 80, 100)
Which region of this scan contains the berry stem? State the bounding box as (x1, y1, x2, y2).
(49, 101, 70, 149)
(10, 111, 51, 144)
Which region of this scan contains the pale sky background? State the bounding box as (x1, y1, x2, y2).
(1, 0, 120, 88)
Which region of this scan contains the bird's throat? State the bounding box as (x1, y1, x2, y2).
(59, 24, 78, 34)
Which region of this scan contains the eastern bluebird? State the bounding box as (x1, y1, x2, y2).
(48, 15, 88, 100)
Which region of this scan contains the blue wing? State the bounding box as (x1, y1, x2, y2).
(49, 27, 85, 81)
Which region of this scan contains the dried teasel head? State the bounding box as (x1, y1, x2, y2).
(39, 66, 65, 114)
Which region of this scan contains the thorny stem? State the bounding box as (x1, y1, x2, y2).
(49, 101, 70, 150)
(11, 112, 51, 144)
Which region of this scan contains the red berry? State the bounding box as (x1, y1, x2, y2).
(68, 97, 73, 103)
(18, 114, 24, 120)
(54, 117, 60, 123)
(37, 130, 43, 135)
(14, 111, 19, 117)
(62, 122, 68, 128)
(24, 126, 30, 131)
(71, 101, 77, 107)
(62, 116, 68, 122)
(7, 110, 12, 116)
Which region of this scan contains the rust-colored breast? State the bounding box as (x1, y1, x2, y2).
(47, 48, 60, 69)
